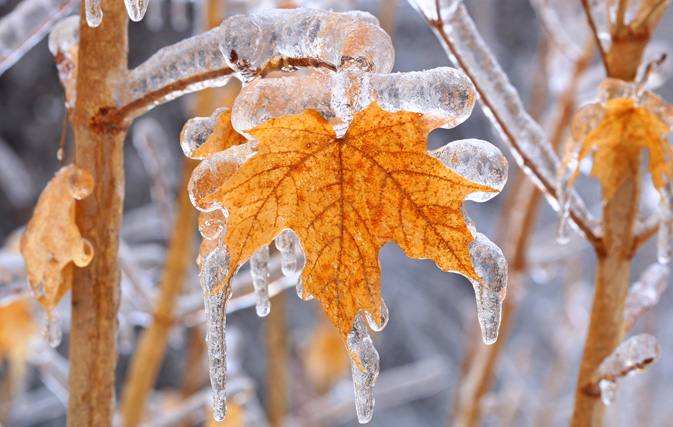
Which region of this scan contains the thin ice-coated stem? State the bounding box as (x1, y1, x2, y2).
(580, 0, 610, 72)
(0, 0, 78, 76)
(410, 0, 601, 247)
(120, 158, 199, 427)
(67, 0, 128, 424)
(571, 156, 641, 426)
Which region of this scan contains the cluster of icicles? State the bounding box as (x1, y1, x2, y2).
(84, 0, 147, 27)
(178, 8, 508, 423)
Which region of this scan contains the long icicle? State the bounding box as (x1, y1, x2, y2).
(347, 313, 380, 423)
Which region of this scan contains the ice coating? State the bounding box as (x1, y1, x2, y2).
(20, 165, 94, 320)
(407, 0, 600, 239)
(275, 229, 297, 276)
(657, 182, 673, 264)
(181, 107, 230, 159)
(250, 246, 270, 317)
(124, 0, 149, 22)
(364, 299, 389, 332)
(199, 209, 228, 240)
(199, 240, 231, 421)
(188, 144, 255, 211)
(623, 262, 669, 332)
(296, 276, 314, 301)
(557, 136, 583, 244)
(0, 0, 77, 76)
(468, 233, 508, 345)
(85, 0, 103, 28)
(41, 310, 62, 348)
(585, 0, 611, 51)
(119, 26, 234, 117)
(219, 8, 394, 81)
(48, 15, 79, 110)
(232, 68, 476, 138)
(347, 313, 380, 423)
(430, 138, 508, 202)
(590, 334, 660, 406)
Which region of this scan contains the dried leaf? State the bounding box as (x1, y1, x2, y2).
(200, 102, 493, 342)
(20, 165, 94, 317)
(570, 98, 672, 200)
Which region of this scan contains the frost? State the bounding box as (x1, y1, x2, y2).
(250, 246, 270, 317)
(0, 0, 76, 76)
(468, 233, 508, 345)
(347, 313, 379, 424)
(623, 263, 669, 332)
(590, 334, 661, 406)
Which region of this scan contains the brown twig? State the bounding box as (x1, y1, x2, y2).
(67, 0, 128, 424)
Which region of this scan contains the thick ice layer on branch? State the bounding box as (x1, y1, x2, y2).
(199, 241, 230, 421)
(623, 263, 669, 332)
(119, 26, 234, 116)
(347, 313, 380, 424)
(85, 0, 103, 28)
(219, 8, 394, 81)
(590, 334, 660, 406)
(430, 138, 508, 202)
(407, 0, 599, 239)
(250, 246, 270, 317)
(48, 15, 79, 110)
(232, 68, 475, 138)
(468, 233, 507, 345)
(0, 0, 76, 76)
(124, 0, 149, 22)
(275, 229, 297, 276)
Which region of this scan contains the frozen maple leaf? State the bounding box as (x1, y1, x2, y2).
(20, 165, 94, 320)
(567, 97, 672, 201)
(198, 101, 500, 342)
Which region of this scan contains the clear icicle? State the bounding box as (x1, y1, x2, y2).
(124, 0, 149, 22)
(598, 379, 617, 406)
(623, 263, 670, 332)
(657, 182, 673, 264)
(274, 230, 297, 276)
(364, 299, 389, 332)
(85, 0, 103, 28)
(41, 310, 62, 348)
(296, 276, 314, 300)
(592, 334, 661, 406)
(556, 137, 583, 244)
(468, 233, 508, 345)
(250, 246, 270, 317)
(199, 240, 231, 422)
(347, 313, 380, 424)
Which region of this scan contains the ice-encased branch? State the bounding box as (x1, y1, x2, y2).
(585, 334, 660, 405)
(623, 262, 669, 333)
(115, 8, 391, 118)
(407, 0, 601, 245)
(0, 0, 77, 76)
(219, 9, 393, 81)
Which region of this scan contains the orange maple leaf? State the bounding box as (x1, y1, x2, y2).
(198, 102, 495, 341)
(569, 98, 673, 200)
